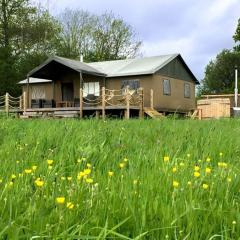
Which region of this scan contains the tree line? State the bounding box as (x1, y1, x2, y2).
(199, 19, 240, 95)
(0, 0, 141, 96)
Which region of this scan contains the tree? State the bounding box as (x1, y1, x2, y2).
(56, 10, 142, 62)
(200, 50, 240, 95)
(0, 0, 60, 95)
(233, 18, 240, 52)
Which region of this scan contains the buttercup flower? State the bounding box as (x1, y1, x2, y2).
(173, 181, 179, 188)
(56, 197, 65, 204)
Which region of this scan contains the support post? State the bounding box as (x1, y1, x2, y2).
(150, 89, 154, 109)
(19, 95, 23, 110)
(125, 86, 130, 119)
(235, 66, 238, 107)
(27, 75, 30, 108)
(198, 109, 202, 120)
(138, 88, 144, 118)
(102, 87, 105, 119)
(5, 93, 9, 115)
(80, 88, 83, 118)
(23, 91, 27, 112)
(96, 110, 100, 119)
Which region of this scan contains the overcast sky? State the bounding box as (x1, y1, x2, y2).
(43, 0, 240, 80)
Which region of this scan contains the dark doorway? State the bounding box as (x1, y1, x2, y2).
(62, 82, 74, 101)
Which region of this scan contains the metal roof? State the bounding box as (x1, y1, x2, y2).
(87, 54, 179, 77)
(18, 78, 52, 84)
(28, 56, 106, 77)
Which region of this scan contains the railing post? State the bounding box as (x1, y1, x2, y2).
(80, 88, 83, 118)
(23, 91, 27, 112)
(102, 87, 105, 119)
(5, 93, 9, 115)
(150, 89, 154, 109)
(139, 88, 144, 118)
(125, 86, 130, 119)
(19, 95, 23, 110)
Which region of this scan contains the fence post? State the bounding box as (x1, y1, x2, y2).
(79, 88, 83, 118)
(139, 88, 144, 118)
(19, 95, 23, 110)
(125, 86, 130, 119)
(23, 91, 27, 112)
(102, 87, 105, 119)
(198, 109, 202, 120)
(150, 89, 154, 109)
(5, 93, 9, 115)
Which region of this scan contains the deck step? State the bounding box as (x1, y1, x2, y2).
(144, 107, 164, 119)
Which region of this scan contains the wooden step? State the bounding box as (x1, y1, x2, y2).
(144, 107, 164, 119)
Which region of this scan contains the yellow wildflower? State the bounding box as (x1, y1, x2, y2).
(119, 163, 125, 168)
(227, 177, 232, 183)
(24, 169, 32, 174)
(85, 178, 93, 184)
(9, 181, 14, 187)
(83, 169, 91, 175)
(206, 157, 211, 162)
(198, 159, 202, 163)
(77, 159, 81, 163)
(173, 181, 179, 188)
(187, 154, 191, 158)
(205, 167, 211, 174)
(0, 179, 2, 183)
(35, 179, 44, 187)
(47, 160, 53, 165)
(11, 174, 16, 179)
(56, 197, 65, 204)
(232, 221, 237, 225)
(194, 171, 200, 177)
(87, 163, 91, 168)
(48, 166, 53, 170)
(61, 176, 66, 180)
(219, 152, 223, 157)
(123, 158, 128, 162)
(202, 184, 209, 190)
(16, 160, 20, 164)
(180, 162, 185, 167)
(172, 167, 177, 173)
(32, 166, 37, 171)
(194, 166, 200, 171)
(67, 177, 72, 181)
(108, 171, 114, 177)
(164, 156, 170, 162)
(133, 180, 138, 185)
(218, 162, 227, 168)
(66, 202, 74, 209)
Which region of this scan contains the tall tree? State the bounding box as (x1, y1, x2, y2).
(0, 0, 60, 95)
(200, 50, 240, 95)
(56, 10, 142, 62)
(233, 18, 240, 52)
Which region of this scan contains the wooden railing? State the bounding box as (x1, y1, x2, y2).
(0, 93, 24, 114)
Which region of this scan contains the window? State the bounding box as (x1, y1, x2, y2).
(31, 86, 46, 99)
(121, 79, 140, 91)
(163, 79, 171, 95)
(83, 82, 100, 97)
(184, 83, 190, 98)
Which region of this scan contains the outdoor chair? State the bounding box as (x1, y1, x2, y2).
(31, 99, 42, 108)
(42, 99, 55, 108)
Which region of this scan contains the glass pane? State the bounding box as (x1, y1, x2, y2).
(95, 82, 100, 96)
(163, 80, 170, 95)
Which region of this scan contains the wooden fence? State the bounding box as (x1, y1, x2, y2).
(0, 93, 24, 114)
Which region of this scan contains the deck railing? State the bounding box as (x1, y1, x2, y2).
(0, 93, 23, 114)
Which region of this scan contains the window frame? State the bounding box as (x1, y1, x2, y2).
(163, 79, 171, 96)
(83, 82, 100, 97)
(184, 82, 191, 98)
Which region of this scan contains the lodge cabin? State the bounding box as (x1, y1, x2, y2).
(19, 54, 199, 118)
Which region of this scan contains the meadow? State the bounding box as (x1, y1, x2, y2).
(0, 118, 240, 239)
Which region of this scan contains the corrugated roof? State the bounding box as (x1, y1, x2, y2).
(18, 78, 52, 84)
(28, 56, 106, 77)
(87, 54, 179, 77)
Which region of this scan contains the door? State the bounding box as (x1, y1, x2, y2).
(61, 82, 74, 101)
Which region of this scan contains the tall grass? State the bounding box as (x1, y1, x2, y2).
(0, 118, 240, 239)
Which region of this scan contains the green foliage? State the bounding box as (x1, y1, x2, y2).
(233, 18, 240, 52)
(200, 50, 240, 94)
(56, 10, 142, 62)
(0, 118, 240, 239)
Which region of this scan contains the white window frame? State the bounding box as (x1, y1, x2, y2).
(163, 79, 171, 96)
(83, 82, 100, 97)
(184, 82, 191, 98)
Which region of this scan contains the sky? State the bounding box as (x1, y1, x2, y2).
(42, 0, 240, 80)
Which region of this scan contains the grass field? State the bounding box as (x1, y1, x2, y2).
(0, 118, 240, 239)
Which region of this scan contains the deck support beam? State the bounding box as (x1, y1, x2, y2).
(79, 88, 83, 118)
(139, 88, 144, 118)
(150, 89, 154, 109)
(102, 87, 105, 119)
(27, 75, 30, 108)
(125, 86, 130, 119)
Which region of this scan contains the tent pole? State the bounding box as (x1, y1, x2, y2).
(235, 66, 238, 108)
